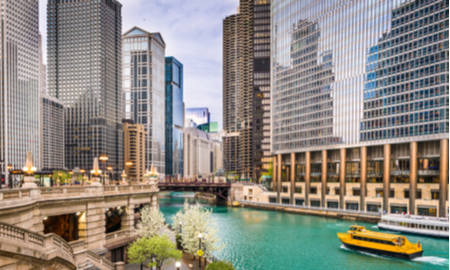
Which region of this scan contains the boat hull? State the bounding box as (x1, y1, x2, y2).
(342, 243, 423, 260)
(378, 223, 449, 239)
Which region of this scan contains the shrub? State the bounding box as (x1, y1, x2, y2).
(205, 261, 235, 270)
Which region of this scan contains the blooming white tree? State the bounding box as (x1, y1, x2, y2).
(173, 201, 225, 258)
(136, 205, 168, 238)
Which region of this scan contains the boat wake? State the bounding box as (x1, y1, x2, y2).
(413, 256, 449, 266)
(339, 245, 383, 259)
(371, 225, 378, 229)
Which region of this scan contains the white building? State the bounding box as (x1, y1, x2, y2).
(184, 128, 222, 181)
(0, 0, 40, 181)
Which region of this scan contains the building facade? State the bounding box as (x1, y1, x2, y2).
(40, 94, 65, 170)
(223, 0, 272, 180)
(122, 27, 166, 179)
(39, 32, 47, 95)
(184, 128, 222, 181)
(270, 0, 449, 216)
(0, 0, 40, 182)
(185, 107, 210, 126)
(47, 0, 123, 178)
(165, 57, 184, 178)
(123, 121, 146, 182)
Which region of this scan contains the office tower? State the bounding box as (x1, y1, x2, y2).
(271, 0, 449, 217)
(223, 0, 272, 180)
(40, 94, 64, 170)
(0, 0, 40, 182)
(122, 27, 166, 178)
(197, 122, 219, 133)
(47, 0, 123, 178)
(123, 121, 146, 182)
(165, 57, 184, 178)
(39, 33, 47, 94)
(185, 107, 210, 126)
(184, 128, 222, 181)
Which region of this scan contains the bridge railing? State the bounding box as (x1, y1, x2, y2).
(0, 184, 158, 206)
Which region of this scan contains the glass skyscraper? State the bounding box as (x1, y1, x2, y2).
(0, 0, 40, 181)
(165, 57, 184, 178)
(185, 107, 210, 126)
(47, 0, 123, 178)
(271, 0, 449, 217)
(122, 27, 166, 177)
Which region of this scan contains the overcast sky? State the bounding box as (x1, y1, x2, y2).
(39, 0, 239, 127)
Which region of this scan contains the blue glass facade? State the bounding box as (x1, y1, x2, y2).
(165, 57, 184, 177)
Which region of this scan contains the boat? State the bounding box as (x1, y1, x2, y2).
(377, 214, 449, 238)
(338, 225, 423, 260)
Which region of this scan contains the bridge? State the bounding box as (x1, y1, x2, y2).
(158, 182, 231, 200)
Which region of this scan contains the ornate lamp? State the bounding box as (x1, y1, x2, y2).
(22, 151, 38, 188)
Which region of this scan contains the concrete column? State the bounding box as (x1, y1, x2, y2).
(339, 148, 346, 209)
(122, 203, 135, 236)
(439, 139, 448, 217)
(85, 199, 106, 250)
(277, 154, 282, 204)
(152, 194, 158, 210)
(273, 155, 277, 194)
(383, 144, 391, 212)
(321, 150, 327, 207)
(410, 142, 418, 215)
(290, 152, 296, 205)
(305, 152, 311, 206)
(360, 146, 367, 212)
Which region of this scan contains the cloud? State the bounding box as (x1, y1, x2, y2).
(40, 0, 239, 128)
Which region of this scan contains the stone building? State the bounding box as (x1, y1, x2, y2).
(123, 121, 146, 182)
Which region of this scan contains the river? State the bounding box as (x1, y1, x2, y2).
(159, 193, 449, 270)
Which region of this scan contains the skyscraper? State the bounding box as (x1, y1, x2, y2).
(185, 108, 210, 126)
(165, 57, 184, 178)
(47, 0, 123, 178)
(122, 27, 166, 178)
(0, 0, 40, 182)
(271, 0, 449, 216)
(223, 0, 272, 180)
(39, 32, 47, 94)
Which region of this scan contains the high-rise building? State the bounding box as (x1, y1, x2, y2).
(223, 0, 272, 180)
(47, 0, 123, 178)
(165, 57, 184, 178)
(185, 108, 210, 126)
(123, 121, 146, 182)
(122, 27, 166, 178)
(39, 33, 47, 94)
(270, 0, 449, 217)
(0, 0, 40, 182)
(40, 94, 64, 170)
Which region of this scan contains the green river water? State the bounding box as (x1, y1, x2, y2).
(159, 194, 449, 270)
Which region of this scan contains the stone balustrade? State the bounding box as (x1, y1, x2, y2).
(0, 184, 158, 206)
(105, 229, 129, 245)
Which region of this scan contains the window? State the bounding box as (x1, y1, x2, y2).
(335, 188, 340, 195)
(282, 187, 288, 193)
(310, 187, 317, 194)
(404, 190, 410, 199)
(376, 189, 384, 198)
(346, 203, 359, 211)
(390, 205, 407, 214)
(417, 190, 422, 199)
(281, 198, 290, 205)
(367, 204, 380, 212)
(353, 189, 361, 196)
(327, 201, 338, 209)
(311, 200, 321, 207)
(390, 189, 395, 198)
(417, 207, 437, 216)
(269, 197, 277, 203)
(431, 191, 439, 200)
(295, 199, 304, 206)
(295, 187, 302, 194)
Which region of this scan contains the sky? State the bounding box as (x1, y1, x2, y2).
(39, 0, 239, 127)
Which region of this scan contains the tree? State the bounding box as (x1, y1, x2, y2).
(173, 201, 224, 259)
(136, 205, 168, 238)
(206, 261, 235, 270)
(127, 235, 182, 270)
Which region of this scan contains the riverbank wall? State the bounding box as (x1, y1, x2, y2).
(238, 201, 381, 223)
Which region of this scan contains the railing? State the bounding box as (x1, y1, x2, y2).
(105, 229, 128, 244)
(0, 184, 158, 204)
(69, 239, 86, 252)
(238, 200, 382, 217)
(86, 250, 116, 270)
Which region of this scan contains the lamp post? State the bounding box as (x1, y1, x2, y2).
(198, 233, 202, 270)
(175, 261, 181, 270)
(107, 166, 113, 184)
(99, 155, 108, 185)
(125, 161, 133, 182)
(80, 169, 86, 185)
(7, 164, 12, 189)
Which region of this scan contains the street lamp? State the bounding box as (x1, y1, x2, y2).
(107, 166, 113, 184)
(80, 169, 86, 185)
(99, 155, 108, 185)
(125, 161, 133, 182)
(175, 261, 181, 270)
(198, 233, 203, 270)
(6, 164, 12, 189)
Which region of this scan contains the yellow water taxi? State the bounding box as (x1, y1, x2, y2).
(338, 225, 423, 260)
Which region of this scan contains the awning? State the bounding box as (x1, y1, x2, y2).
(417, 205, 437, 209)
(366, 202, 381, 206)
(352, 187, 360, 190)
(345, 201, 359, 204)
(390, 203, 407, 207)
(327, 199, 339, 203)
